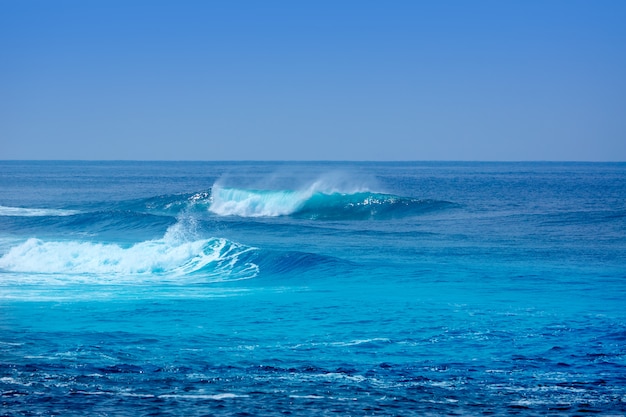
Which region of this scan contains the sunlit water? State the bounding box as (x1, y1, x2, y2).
(1, 161, 625, 416)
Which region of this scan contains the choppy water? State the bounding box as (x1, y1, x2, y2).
(1, 161, 625, 416)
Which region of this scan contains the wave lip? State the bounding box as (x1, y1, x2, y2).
(208, 187, 450, 220)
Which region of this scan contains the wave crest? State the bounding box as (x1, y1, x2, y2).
(0, 226, 258, 284)
(209, 187, 450, 220)
(209, 187, 310, 217)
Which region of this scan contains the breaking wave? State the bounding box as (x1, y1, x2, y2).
(209, 186, 450, 219)
(0, 221, 259, 284)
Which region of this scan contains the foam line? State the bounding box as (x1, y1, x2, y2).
(0, 205, 79, 217)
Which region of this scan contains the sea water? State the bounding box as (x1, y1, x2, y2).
(0, 161, 625, 416)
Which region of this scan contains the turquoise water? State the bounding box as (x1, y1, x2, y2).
(1, 161, 625, 416)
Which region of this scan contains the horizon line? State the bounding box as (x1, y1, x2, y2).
(1, 159, 625, 164)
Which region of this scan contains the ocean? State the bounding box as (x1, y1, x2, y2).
(1, 161, 625, 416)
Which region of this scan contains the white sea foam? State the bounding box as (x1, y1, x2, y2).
(158, 393, 247, 400)
(331, 338, 391, 347)
(0, 205, 79, 217)
(0, 221, 258, 283)
(209, 187, 310, 217)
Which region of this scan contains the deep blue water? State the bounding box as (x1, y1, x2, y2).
(1, 161, 625, 416)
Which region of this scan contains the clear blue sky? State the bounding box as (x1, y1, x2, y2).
(1, 0, 625, 160)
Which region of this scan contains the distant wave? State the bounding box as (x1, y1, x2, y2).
(5, 187, 448, 222)
(209, 186, 451, 220)
(0, 221, 258, 283)
(295, 191, 450, 220)
(0, 205, 79, 217)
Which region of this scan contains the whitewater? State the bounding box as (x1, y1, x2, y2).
(1, 161, 625, 416)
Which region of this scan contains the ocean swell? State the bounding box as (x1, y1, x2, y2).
(209, 186, 449, 220)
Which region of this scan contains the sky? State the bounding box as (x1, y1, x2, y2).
(1, 0, 625, 161)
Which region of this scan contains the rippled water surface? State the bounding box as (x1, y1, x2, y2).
(1, 161, 625, 416)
